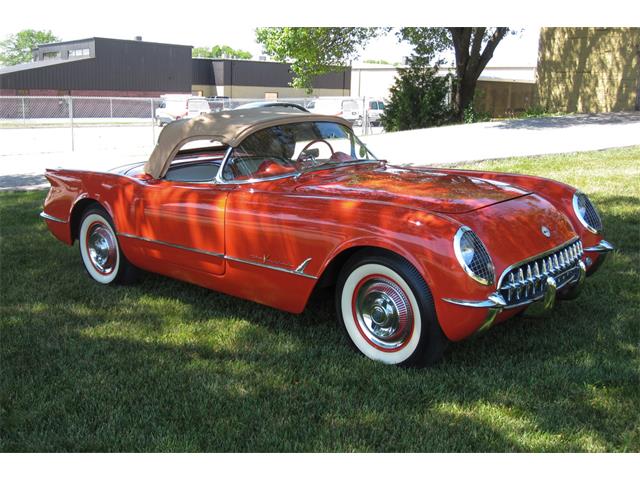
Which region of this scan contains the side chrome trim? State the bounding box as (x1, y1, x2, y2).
(496, 236, 580, 288)
(40, 211, 67, 224)
(116, 232, 318, 279)
(584, 239, 615, 253)
(295, 257, 312, 274)
(116, 233, 225, 258)
(225, 255, 318, 280)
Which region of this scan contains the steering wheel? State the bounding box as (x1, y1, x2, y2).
(297, 139, 334, 164)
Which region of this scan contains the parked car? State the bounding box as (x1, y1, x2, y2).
(308, 98, 362, 125)
(206, 96, 229, 112)
(41, 109, 613, 366)
(155, 95, 211, 126)
(366, 99, 385, 126)
(234, 101, 309, 112)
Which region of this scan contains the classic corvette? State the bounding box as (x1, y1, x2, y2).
(41, 108, 614, 366)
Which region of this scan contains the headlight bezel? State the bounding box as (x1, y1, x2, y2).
(572, 191, 603, 234)
(453, 226, 495, 286)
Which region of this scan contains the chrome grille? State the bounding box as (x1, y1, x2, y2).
(499, 240, 583, 307)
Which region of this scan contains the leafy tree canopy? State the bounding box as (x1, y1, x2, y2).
(255, 27, 387, 92)
(0, 29, 60, 65)
(192, 45, 252, 60)
(255, 27, 512, 121)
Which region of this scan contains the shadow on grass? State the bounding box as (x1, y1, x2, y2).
(1, 188, 639, 452)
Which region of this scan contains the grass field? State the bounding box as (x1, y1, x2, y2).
(1, 146, 639, 452)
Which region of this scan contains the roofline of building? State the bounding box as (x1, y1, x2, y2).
(37, 36, 193, 49)
(0, 55, 93, 75)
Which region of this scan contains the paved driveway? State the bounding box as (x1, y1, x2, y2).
(1, 112, 639, 190)
(363, 112, 640, 165)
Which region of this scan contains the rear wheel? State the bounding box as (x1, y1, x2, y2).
(79, 206, 137, 285)
(336, 250, 447, 366)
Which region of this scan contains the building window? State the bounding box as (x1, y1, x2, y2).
(42, 51, 60, 60)
(68, 48, 90, 57)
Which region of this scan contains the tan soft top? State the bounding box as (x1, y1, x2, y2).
(144, 108, 352, 178)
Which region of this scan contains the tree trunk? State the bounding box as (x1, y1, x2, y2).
(448, 27, 509, 122)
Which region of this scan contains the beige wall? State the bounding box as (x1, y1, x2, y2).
(536, 27, 640, 113)
(476, 80, 536, 117)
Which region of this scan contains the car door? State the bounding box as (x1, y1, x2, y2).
(128, 178, 234, 276)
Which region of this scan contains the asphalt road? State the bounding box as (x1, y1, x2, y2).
(1, 112, 639, 190)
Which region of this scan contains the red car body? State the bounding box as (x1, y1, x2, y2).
(41, 110, 613, 364)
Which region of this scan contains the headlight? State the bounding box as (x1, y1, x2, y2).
(453, 226, 495, 285)
(572, 191, 603, 234)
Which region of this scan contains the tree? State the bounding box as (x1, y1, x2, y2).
(0, 29, 60, 65)
(380, 54, 453, 132)
(400, 28, 510, 121)
(255, 27, 385, 92)
(192, 45, 252, 60)
(256, 27, 511, 120)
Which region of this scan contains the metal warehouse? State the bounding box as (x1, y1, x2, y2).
(0, 37, 351, 98)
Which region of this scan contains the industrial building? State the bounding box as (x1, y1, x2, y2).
(0, 37, 351, 98)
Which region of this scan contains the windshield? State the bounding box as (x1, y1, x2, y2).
(221, 121, 377, 182)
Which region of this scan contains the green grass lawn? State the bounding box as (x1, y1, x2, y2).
(1, 147, 639, 452)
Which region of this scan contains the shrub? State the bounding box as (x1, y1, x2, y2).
(380, 56, 453, 132)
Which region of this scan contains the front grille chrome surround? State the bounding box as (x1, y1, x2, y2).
(498, 238, 583, 308)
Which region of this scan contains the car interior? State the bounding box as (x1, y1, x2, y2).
(163, 140, 228, 182)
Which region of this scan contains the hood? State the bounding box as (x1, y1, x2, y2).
(295, 165, 529, 214)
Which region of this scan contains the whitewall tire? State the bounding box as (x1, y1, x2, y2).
(336, 250, 447, 366)
(78, 207, 137, 285)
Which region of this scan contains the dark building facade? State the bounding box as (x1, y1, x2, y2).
(0, 37, 193, 96)
(0, 37, 352, 98)
(192, 58, 351, 98)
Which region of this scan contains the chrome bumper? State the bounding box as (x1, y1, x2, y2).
(444, 259, 589, 333)
(584, 239, 615, 253)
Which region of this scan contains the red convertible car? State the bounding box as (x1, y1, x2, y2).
(41, 108, 614, 366)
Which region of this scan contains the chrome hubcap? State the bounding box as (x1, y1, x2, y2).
(87, 224, 117, 274)
(355, 279, 413, 349)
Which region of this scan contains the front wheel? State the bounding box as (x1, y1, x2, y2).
(336, 250, 448, 366)
(79, 206, 138, 285)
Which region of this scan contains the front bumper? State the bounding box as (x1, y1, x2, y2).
(443, 239, 614, 333)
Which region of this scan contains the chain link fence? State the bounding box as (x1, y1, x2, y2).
(0, 95, 384, 156)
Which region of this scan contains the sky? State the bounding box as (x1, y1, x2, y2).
(0, 0, 547, 68)
(0, 0, 632, 68)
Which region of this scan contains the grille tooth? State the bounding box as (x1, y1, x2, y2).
(508, 273, 515, 301)
(532, 262, 540, 292)
(525, 265, 533, 295)
(553, 254, 560, 271)
(516, 268, 524, 299)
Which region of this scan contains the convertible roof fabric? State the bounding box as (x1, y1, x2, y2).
(144, 108, 352, 179)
